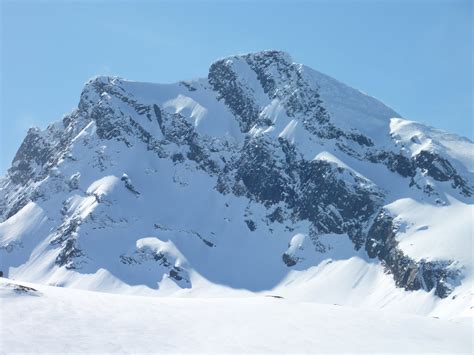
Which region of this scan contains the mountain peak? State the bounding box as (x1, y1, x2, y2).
(214, 49, 293, 66)
(1, 51, 472, 320)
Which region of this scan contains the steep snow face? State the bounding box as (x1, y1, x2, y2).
(302, 65, 400, 142)
(0, 50, 472, 318)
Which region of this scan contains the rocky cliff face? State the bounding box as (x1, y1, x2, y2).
(0, 51, 472, 311)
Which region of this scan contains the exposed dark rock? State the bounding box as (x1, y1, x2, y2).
(121, 174, 140, 196)
(120, 245, 191, 287)
(169, 267, 183, 281)
(13, 284, 40, 296)
(245, 219, 257, 231)
(367, 151, 416, 178)
(267, 207, 285, 224)
(244, 51, 330, 125)
(171, 153, 185, 163)
(208, 59, 261, 133)
(187, 139, 220, 175)
(244, 50, 284, 95)
(311, 123, 374, 148)
(55, 238, 84, 269)
(8, 128, 52, 185)
(67, 173, 81, 191)
(346, 132, 374, 147)
(191, 231, 215, 247)
(179, 81, 197, 91)
(153, 104, 164, 130)
(414, 151, 455, 181)
(92, 103, 123, 140)
(294, 160, 382, 247)
(365, 210, 460, 298)
(414, 150, 472, 196)
(200, 239, 215, 248)
(50, 217, 84, 269)
(4, 196, 30, 220)
(235, 136, 293, 204)
(282, 253, 298, 267)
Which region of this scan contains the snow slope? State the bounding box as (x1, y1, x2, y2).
(0, 278, 471, 353)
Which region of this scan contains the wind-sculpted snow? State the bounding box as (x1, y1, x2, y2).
(0, 50, 472, 318)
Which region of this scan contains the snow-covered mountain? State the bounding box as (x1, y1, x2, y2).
(1, 50, 472, 318)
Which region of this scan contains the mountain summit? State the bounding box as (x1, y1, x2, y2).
(1, 50, 472, 316)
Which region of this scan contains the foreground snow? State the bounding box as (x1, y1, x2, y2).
(0, 278, 471, 353)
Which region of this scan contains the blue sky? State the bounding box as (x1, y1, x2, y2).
(1, 0, 472, 175)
